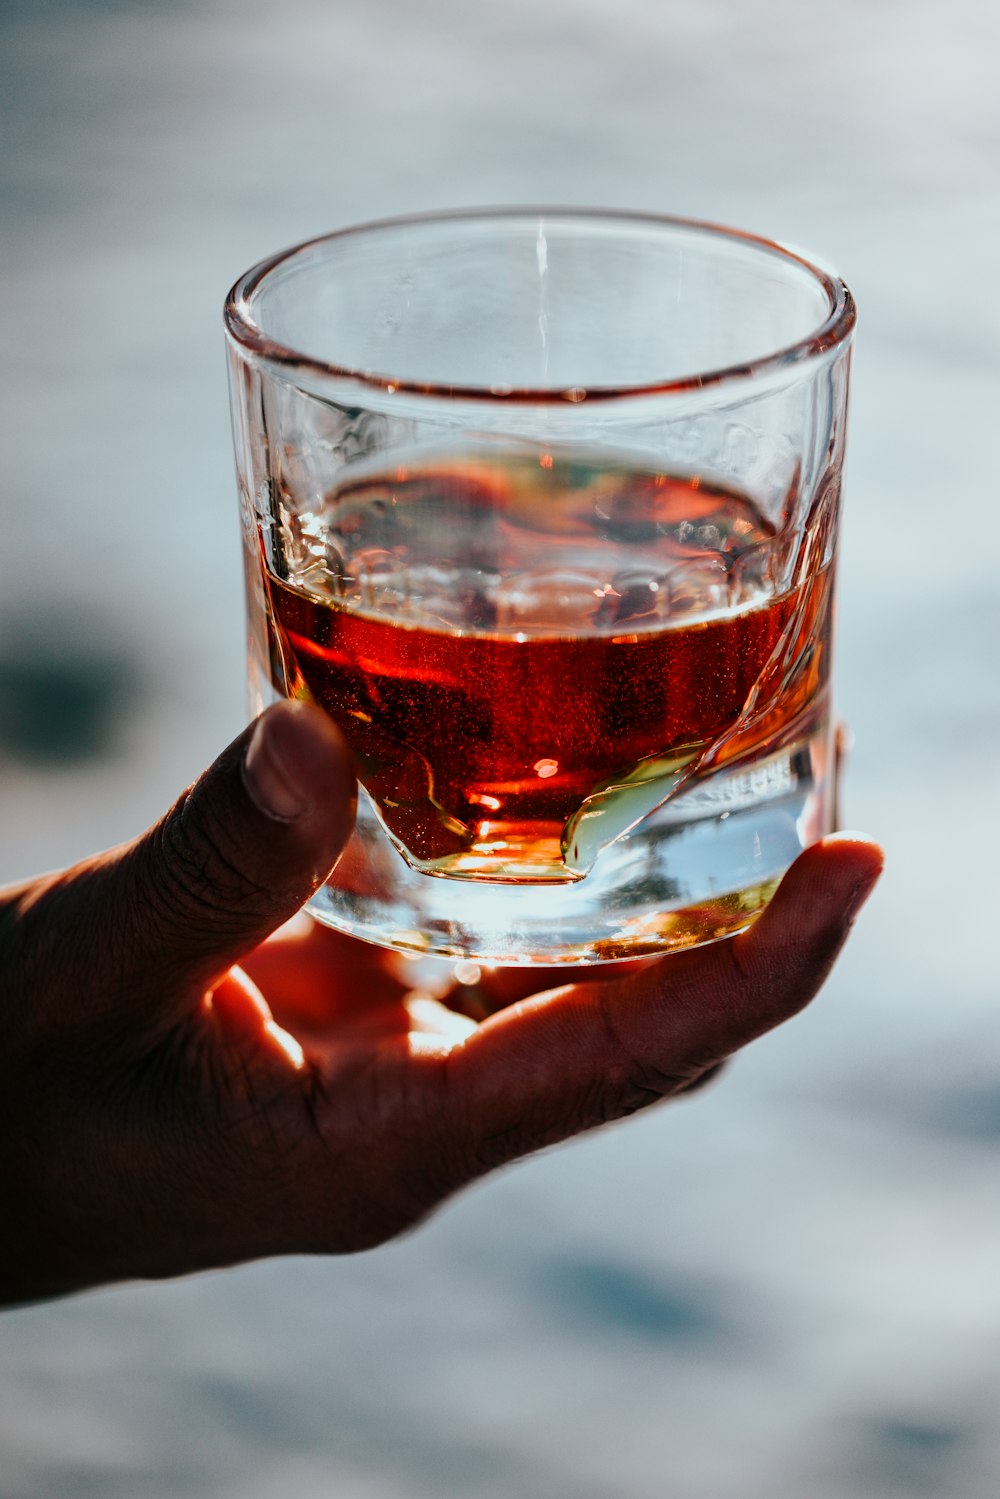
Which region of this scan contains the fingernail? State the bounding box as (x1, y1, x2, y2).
(243, 705, 315, 821)
(841, 842, 885, 919)
(847, 868, 882, 920)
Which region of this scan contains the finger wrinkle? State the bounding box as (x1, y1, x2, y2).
(162, 802, 276, 912)
(593, 983, 649, 1088)
(589, 982, 709, 1111)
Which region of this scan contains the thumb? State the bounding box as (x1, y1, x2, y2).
(106, 701, 356, 1006)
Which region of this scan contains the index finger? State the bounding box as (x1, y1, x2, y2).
(440, 834, 883, 1174)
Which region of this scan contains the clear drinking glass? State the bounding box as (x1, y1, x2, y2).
(225, 209, 855, 965)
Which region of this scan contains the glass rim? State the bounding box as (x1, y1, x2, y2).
(223, 206, 856, 405)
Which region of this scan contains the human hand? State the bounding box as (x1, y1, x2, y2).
(0, 703, 882, 1306)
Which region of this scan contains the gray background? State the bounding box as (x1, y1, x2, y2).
(1, 1, 999, 1495)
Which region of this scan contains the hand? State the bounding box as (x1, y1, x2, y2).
(0, 703, 882, 1306)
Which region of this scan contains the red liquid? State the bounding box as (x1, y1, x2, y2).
(263, 456, 832, 880)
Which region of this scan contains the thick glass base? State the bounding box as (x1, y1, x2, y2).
(306, 721, 834, 966)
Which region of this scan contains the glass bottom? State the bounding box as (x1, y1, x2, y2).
(306, 720, 834, 965)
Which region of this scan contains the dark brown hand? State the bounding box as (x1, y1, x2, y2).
(0, 703, 882, 1306)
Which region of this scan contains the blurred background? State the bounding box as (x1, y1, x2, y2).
(1, 0, 999, 1494)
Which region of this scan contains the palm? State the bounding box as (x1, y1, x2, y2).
(244, 916, 435, 1051)
(196, 920, 485, 1253)
(241, 916, 598, 1050)
(198, 920, 641, 1254)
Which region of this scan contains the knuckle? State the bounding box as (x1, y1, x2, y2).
(675, 1062, 727, 1097)
(594, 988, 694, 1117)
(468, 1119, 565, 1178)
(723, 927, 816, 1030)
(152, 796, 273, 930)
(598, 1061, 692, 1121)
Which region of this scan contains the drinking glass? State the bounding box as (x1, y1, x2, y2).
(225, 209, 855, 965)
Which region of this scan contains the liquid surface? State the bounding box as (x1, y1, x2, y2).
(262, 451, 832, 880)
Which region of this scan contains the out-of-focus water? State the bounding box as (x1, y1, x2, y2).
(1, 1, 999, 1495)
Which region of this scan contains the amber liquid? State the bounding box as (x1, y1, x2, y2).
(262, 452, 832, 883)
